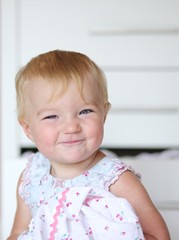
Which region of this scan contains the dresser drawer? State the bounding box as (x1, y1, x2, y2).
(106, 72, 179, 108)
(103, 113, 179, 147)
(89, 35, 179, 66)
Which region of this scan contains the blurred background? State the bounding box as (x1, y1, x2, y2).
(1, 0, 179, 239)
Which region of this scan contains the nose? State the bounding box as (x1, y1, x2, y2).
(63, 117, 81, 134)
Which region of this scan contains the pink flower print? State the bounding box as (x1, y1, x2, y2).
(84, 196, 102, 206)
(104, 226, 109, 231)
(116, 213, 123, 221)
(66, 202, 72, 207)
(72, 214, 76, 218)
(105, 204, 108, 208)
(86, 227, 93, 235)
(83, 171, 89, 176)
(76, 192, 80, 196)
(121, 231, 126, 236)
(40, 198, 45, 204)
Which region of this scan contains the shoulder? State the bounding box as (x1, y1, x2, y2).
(110, 170, 171, 239)
(109, 169, 153, 217)
(110, 170, 143, 197)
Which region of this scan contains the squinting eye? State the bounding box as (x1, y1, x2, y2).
(43, 115, 58, 120)
(80, 109, 93, 115)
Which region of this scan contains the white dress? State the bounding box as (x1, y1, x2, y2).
(18, 152, 144, 240)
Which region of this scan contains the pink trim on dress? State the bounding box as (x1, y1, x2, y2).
(49, 188, 69, 240)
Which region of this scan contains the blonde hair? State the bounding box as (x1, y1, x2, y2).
(15, 49, 110, 119)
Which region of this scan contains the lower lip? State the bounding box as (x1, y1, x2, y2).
(61, 140, 83, 146)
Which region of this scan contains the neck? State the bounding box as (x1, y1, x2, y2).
(50, 150, 105, 179)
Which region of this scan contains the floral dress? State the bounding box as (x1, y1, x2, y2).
(17, 152, 144, 240)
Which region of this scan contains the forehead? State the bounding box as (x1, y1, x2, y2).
(25, 76, 102, 104)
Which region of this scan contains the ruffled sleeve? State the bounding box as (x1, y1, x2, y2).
(79, 156, 141, 191)
(19, 152, 51, 216)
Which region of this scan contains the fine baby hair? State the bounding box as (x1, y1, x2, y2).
(15, 50, 111, 120)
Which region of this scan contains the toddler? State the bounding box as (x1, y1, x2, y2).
(7, 50, 170, 240)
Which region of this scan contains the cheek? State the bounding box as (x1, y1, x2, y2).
(96, 125, 104, 141)
(87, 119, 104, 140)
(31, 125, 56, 144)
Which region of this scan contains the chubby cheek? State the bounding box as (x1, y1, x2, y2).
(32, 125, 57, 149)
(87, 120, 104, 145)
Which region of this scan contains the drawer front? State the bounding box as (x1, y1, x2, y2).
(103, 113, 179, 147)
(106, 72, 179, 108)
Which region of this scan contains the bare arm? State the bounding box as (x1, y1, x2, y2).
(110, 170, 171, 240)
(7, 172, 31, 240)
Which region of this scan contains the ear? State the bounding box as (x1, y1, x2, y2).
(104, 102, 111, 122)
(19, 118, 34, 142)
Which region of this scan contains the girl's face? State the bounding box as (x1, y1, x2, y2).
(21, 78, 107, 170)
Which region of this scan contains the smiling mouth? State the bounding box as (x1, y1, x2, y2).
(60, 140, 84, 146)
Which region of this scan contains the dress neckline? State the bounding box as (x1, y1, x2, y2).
(47, 155, 108, 183)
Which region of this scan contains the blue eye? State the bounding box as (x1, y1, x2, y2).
(80, 109, 93, 115)
(43, 115, 58, 120)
